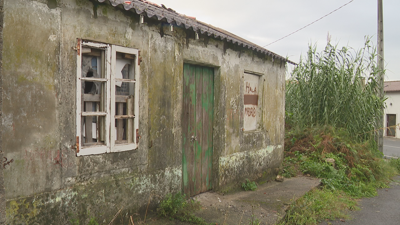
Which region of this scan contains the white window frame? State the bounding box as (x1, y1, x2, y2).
(76, 40, 140, 156)
(111, 46, 140, 152)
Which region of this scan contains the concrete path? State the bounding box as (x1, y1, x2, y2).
(143, 176, 321, 225)
(320, 176, 400, 225)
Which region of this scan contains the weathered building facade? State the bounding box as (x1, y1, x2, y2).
(384, 81, 400, 138)
(1, 0, 289, 223)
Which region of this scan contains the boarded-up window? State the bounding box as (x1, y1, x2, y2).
(243, 73, 261, 131)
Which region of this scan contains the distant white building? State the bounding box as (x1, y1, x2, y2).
(384, 81, 400, 138)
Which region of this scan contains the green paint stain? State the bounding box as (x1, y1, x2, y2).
(182, 154, 188, 187)
(190, 83, 196, 105)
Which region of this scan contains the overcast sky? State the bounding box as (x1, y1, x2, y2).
(154, 0, 399, 81)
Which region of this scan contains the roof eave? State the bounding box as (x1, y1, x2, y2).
(97, 0, 296, 65)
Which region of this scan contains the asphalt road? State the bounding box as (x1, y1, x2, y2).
(320, 176, 400, 225)
(383, 137, 400, 158)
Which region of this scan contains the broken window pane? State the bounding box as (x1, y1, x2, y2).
(114, 56, 136, 144)
(82, 115, 106, 145)
(81, 80, 107, 112)
(114, 82, 135, 144)
(81, 49, 106, 146)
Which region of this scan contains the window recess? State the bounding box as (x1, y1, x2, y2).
(76, 40, 140, 156)
(243, 71, 263, 131)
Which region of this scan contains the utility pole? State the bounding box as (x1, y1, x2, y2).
(377, 0, 384, 153)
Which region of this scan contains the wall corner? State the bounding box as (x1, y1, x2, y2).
(0, 0, 5, 223)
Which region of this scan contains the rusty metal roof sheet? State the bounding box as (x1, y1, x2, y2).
(97, 0, 295, 65)
(385, 81, 400, 92)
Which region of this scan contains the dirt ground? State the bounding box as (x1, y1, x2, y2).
(142, 176, 321, 225)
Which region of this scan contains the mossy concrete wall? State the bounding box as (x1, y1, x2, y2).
(2, 0, 286, 224)
(0, 0, 4, 223)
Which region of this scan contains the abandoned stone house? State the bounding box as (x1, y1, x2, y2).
(0, 0, 291, 224)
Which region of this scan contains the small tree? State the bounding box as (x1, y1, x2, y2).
(286, 38, 385, 142)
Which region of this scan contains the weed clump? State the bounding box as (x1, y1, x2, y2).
(389, 157, 400, 172)
(284, 126, 395, 197)
(88, 217, 99, 225)
(285, 38, 385, 142)
(157, 193, 207, 225)
(281, 38, 395, 225)
(280, 126, 399, 225)
(281, 189, 358, 225)
(242, 179, 257, 191)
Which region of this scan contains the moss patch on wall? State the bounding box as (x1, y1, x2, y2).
(6, 167, 182, 224)
(219, 145, 282, 188)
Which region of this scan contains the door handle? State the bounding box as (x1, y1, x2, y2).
(190, 135, 197, 142)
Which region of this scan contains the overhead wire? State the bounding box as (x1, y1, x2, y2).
(264, 0, 354, 47)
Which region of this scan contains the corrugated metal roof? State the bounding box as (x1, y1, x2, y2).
(96, 0, 295, 65)
(384, 81, 400, 92)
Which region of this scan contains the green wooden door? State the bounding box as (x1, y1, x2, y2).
(182, 64, 214, 196)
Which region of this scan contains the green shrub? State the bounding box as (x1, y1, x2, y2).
(242, 179, 257, 191)
(282, 157, 300, 178)
(389, 158, 400, 173)
(282, 38, 396, 224)
(249, 215, 262, 225)
(158, 193, 187, 219)
(157, 193, 207, 225)
(279, 189, 358, 225)
(88, 217, 99, 225)
(286, 38, 385, 142)
(285, 126, 398, 198)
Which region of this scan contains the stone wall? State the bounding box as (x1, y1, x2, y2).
(2, 0, 286, 223)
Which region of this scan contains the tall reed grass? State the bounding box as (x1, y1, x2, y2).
(286, 38, 385, 142)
